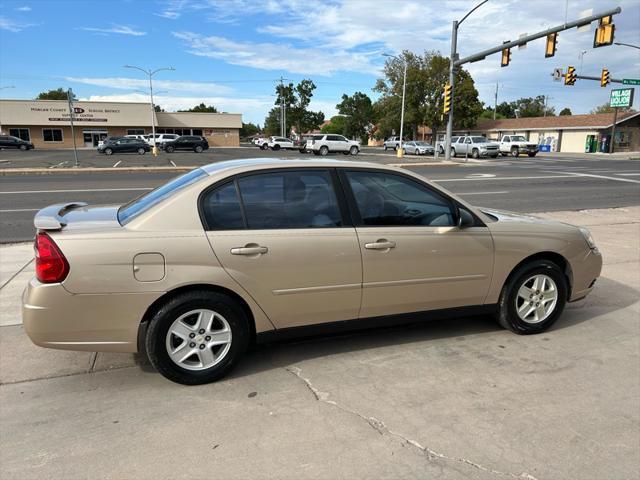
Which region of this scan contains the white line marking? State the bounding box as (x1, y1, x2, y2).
(457, 191, 509, 195)
(0, 208, 39, 213)
(112, 160, 122, 168)
(0, 187, 153, 195)
(556, 171, 640, 184)
(435, 175, 575, 182)
(617, 173, 640, 176)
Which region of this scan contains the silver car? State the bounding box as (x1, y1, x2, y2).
(404, 141, 434, 156)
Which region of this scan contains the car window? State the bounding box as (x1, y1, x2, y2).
(236, 170, 342, 229)
(512, 135, 526, 141)
(471, 137, 487, 143)
(465, 138, 472, 144)
(201, 182, 245, 230)
(118, 168, 207, 224)
(346, 170, 456, 227)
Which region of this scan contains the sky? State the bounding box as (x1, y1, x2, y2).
(1, 0, 639, 125)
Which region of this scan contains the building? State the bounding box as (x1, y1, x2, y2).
(0, 99, 242, 149)
(453, 112, 640, 153)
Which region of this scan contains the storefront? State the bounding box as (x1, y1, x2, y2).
(0, 99, 242, 148)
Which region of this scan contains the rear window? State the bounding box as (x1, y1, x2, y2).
(118, 168, 207, 224)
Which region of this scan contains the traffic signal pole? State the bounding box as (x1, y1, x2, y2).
(444, 5, 622, 162)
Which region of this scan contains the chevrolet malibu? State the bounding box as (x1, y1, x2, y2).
(23, 159, 602, 385)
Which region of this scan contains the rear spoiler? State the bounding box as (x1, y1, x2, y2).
(34, 202, 88, 230)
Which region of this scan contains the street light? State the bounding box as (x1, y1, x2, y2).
(445, 0, 489, 161)
(578, 50, 588, 73)
(614, 42, 640, 50)
(382, 53, 407, 158)
(124, 65, 175, 156)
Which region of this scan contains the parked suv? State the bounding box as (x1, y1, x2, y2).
(98, 137, 150, 155)
(499, 135, 539, 157)
(146, 133, 179, 148)
(164, 136, 210, 153)
(254, 138, 269, 150)
(267, 136, 295, 150)
(306, 134, 360, 156)
(0, 135, 34, 150)
(451, 136, 499, 159)
(383, 136, 406, 151)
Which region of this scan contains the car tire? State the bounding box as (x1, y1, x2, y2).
(299, 148, 306, 153)
(319, 146, 329, 156)
(273, 144, 281, 151)
(195, 145, 204, 153)
(19, 144, 27, 151)
(349, 146, 359, 155)
(384, 146, 388, 151)
(145, 290, 251, 385)
(137, 147, 145, 155)
(450, 147, 456, 158)
(472, 148, 479, 159)
(511, 146, 519, 157)
(104, 148, 113, 156)
(496, 260, 568, 335)
(260, 144, 268, 150)
(165, 145, 174, 153)
(528, 152, 536, 157)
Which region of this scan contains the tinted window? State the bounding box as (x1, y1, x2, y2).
(346, 171, 456, 227)
(9, 129, 30, 141)
(118, 168, 207, 224)
(471, 137, 487, 143)
(43, 129, 62, 142)
(201, 182, 244, 230)
(237, 170, 342, 229)
(326, 135, 341, 141)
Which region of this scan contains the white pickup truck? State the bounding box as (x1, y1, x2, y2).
(499, 135, 539, 157)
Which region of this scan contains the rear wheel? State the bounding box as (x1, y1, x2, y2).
(528, 152, 536, 157)
(19, 144, 27, 151)
(496, 260, 567, 335)
(260, 143, 268, 150)
(195, 145, 204, 153)
(450, 147, 456, 158)
(273, 144, 281, 151)
(511, 146, 520, 157)
(299, 148, 306, 153)
(349, 146, 359, 155)
(104, 148, 113, 155)
(319, 145, 329, 156)
(137, 147, 145, 155)
(165, 145, 175, 153)
(145, 291, 250, 385)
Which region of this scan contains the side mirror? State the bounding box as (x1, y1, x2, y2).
(457, 207, 475, 229)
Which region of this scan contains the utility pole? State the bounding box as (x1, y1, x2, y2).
(493, 82, 498, 120)
(610, 107, 618, 153)
(445, 18, 458, 161)
(67, 88, 79, 168)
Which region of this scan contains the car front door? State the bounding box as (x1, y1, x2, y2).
(203, 169, 362, 328)
(340, 169, 494, 319)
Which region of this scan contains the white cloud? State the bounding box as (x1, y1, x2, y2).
(79, 25, 146, 36)
(15, 6, 31, 12)
(172, 31, 380, 76)
(0, 16, 35, 32)
(64, 76, 234, 95)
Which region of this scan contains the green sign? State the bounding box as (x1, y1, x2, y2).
(623, 79, 640, 85)
(610, 88, 634, 108)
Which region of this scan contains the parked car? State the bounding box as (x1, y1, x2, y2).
(306, 134, 360, 156)
(164, 136, 210, 153)
(0, 135, 34, 150)
(146, 133, 180, 148)
(499, 135, 539, 157)
(254, 138, 269, 150)
(437, 136, 459, 154)
(98, 136, 123, 148)
(383, 136, 408, 151)
(267, 136, 295, 150)
(403, 141, 434, 156)
(294, 135, 314, 153)
(125, 134, 147, 142)
(98, 137, 151, 155)
(24, 159, 602, 384)
(450, 136, 500, 158)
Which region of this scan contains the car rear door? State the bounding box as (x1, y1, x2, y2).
(203, 168, 362, 328)
(340, 169, 493, 318)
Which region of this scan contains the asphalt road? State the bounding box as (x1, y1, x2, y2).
(1, 149, 639, 242)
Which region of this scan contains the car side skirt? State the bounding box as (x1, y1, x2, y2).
(255, 304, 497, 343)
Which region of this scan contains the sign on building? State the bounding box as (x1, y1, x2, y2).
(609, 88, 634, 108)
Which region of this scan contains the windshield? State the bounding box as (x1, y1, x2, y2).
(117, 168, 207, 224)
(511, 135, 526, 141)
(415, 141, 430, 146)
(471, 137, 488, 143)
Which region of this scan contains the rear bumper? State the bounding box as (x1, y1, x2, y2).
(569, 249, 603, 301)
(22, 277, 162, 353)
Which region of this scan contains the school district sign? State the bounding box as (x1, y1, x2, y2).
(609, 88, 634, 108)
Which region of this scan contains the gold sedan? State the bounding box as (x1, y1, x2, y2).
(23, 159, 602, 384)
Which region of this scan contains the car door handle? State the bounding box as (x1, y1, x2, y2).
(230, 245, 268, 255)
(364, 240, 396, 250)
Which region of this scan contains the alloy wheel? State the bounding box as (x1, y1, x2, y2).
(515, 274, 558, 324)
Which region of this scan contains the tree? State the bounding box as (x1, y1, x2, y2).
(336, 91, 374, 142)
(154, 105, 165, 112)
(36, 88, 69, 100)
(590, 103, 636, 114)
(373, 51, 483, 141)
(479, 107, 505, 120)
(321, 115, 347, 134)
(179, 103, 218, 113)
(264, 79, 324, 136)
(240, 122, 260, 138)
(496, 96, 554, 118)
(559, 107, 572, 116)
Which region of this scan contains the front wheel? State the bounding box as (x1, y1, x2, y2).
(195, 145, 204, 153)
(528, 152, 537, 157)
(496, 260, 567, 335)
(299, 148, 306, 153)
(137, 147, 145, 155)
(472, 149, 479, 159)
(273, 144, 281, 151)
(319, 146, 329, 156)
(145, 291, 250, 385)
(104, 148, 113, 156)
(349, 146, 359, 155)
(19, 144, 27, 151)
(511, 147, 520, 157)
(165, 146, 175, 153)
(450, 147, 456, 158)
(260, 143, 268, 150)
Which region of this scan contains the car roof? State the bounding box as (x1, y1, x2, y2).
(200, 158, 398, 177)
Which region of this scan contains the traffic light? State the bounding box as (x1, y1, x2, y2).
(501, 41, 511, 67)
(545, 33, 557, 58)
(443, 84, 452, 115)
(565, 66, 576, 85)
(594, 15, 615, 48)
(600, 68, 610, 87)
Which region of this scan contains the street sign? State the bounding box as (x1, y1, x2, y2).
(623, 79, 640, 85)
(553, 68, 563, 81)
(610, 88, 634, 108)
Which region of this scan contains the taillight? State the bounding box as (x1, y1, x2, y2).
(35, 232, 69, 283)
